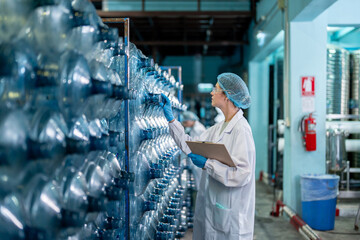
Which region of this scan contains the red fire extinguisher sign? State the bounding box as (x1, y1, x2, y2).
(301, 76, 315, 97)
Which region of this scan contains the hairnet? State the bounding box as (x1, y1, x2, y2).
(181, 111, 199, 122)
(217, 73, 251, 109)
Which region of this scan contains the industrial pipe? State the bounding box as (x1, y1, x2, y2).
(271, 200, 322, 240)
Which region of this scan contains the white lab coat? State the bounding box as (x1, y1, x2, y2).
(169, 109, 256, 240)
(188, 121, 206, 190)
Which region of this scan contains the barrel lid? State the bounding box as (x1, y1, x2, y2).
(301, 174, 339, 180)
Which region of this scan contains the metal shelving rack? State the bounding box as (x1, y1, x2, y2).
(102, 19, 187, 239)
(102, 17, 131, 239)
(0, 4, 189, 238)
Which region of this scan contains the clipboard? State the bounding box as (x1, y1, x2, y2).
(186, 141, 235, 167)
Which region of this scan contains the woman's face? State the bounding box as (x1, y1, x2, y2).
(211, 83, 228, 108)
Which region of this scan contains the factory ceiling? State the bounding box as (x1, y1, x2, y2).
(91, 0, 257, 60)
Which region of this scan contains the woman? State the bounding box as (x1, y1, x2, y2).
(161, 73, 256, 240)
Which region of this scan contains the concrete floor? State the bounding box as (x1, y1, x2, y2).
(315, 216, 360, 240)
(314, 198, 360, 240)
(252, 182, 300, 240)
(181, 181, 360, 240)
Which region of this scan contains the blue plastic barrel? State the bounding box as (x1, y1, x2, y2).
(300, 174, 339, 230)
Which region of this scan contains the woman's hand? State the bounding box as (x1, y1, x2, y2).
(160, 93, 174, 122)
(188, 153, 207, 168)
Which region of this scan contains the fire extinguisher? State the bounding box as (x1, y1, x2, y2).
(300, 113, 316, 151)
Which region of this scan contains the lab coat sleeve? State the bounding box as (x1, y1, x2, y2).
(169, 120, 210, 155)
(192, 121, 206, 137)
(204, 127, 254, 187)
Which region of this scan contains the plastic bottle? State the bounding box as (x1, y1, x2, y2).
(0, 109, 32, 167)
(21, 3, 74, 55)
(0, 0, 34, 43)
(132, 151, 163, 196)
(0, 192, 27, 239)
(0, 41, 37, 109)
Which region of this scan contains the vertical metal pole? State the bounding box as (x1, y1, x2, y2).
(284, 0, 290, 128)
(119, 18, 130, 239)
(123, 18, 131, 240)
(346, 161, 350, 191)
(101, 16, 131, 240)
(273, 60, 278, 182)
(268, 125, 273, 180)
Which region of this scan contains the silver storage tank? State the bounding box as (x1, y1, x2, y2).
(326, 46, 350, 115)
(326, 128, 347, 172)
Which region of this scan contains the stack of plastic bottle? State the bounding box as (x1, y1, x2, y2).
(0, 0, 136, 239)
(127, 42, 193, 239)
(0, 0, 192, 239)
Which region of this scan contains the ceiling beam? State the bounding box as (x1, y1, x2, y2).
(129, 25, 247, 30)
(132, 41, 247, 46)
(129, 17, 250, 22)
(98, 11, 252, 18)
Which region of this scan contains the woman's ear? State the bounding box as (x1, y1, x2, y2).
(222, 92, 228, 100)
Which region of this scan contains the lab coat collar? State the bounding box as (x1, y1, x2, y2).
(214, 109, 243, 143)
